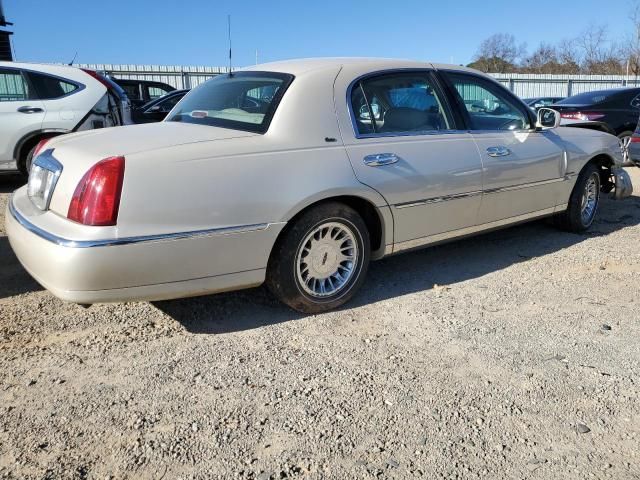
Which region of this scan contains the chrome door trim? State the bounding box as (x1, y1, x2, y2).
(392, 205, 564, 254)
(9, 197, 279, 249)
(483, 176, 567, 195)
(393, 176, 568, 210)
(395, 190, 483, 209)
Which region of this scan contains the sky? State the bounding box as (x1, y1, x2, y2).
(2, 0, 632, 68)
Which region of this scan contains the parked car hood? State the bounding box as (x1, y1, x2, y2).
(47, 122, 258, 159)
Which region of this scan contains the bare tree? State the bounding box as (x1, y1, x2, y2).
(576, 24, 624, 73)
(556, 39, 581, 74)
(469, 33, 526, 73)
(623, 0, 640, 75)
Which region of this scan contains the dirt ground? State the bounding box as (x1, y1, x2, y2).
(1, 170, 639, 480)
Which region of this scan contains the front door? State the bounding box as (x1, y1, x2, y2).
(441, 71, 566, 225)
(335, 69, 484, 249)
(0, 67, 45, 168)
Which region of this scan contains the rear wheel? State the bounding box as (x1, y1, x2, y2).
(19, 144, 38, 177)
(554, 163, 601, 232)
(266, 202, 370, 313)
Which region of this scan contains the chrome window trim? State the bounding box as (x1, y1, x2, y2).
(346, 68, 457, 140)
(9, 198, 277, 249)
(29, 149, 63, 210)
(355, 129, 471, 140)
(0, 66, 87, 101)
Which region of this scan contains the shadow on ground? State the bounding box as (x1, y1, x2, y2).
(2, 180, 639, 330)
(154, 196, 640, 334)
(0, 174, 25, 194)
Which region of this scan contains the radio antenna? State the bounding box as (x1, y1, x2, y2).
(68, 51, 78, 66)
(227, 15, 233, 75)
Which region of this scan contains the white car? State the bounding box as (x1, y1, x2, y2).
(0, 62, 132, 175)
(5, 58, 632, 313)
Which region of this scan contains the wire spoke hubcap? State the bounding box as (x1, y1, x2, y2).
(296, 222, 359, 298)
(580, 174, 599, 224)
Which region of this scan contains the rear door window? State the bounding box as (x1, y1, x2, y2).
(26, 71, 80, 99)
(0, 68, 33, 102)
(351, 72, 451, 136)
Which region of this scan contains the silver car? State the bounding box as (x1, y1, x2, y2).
(5, 58, 633, 313)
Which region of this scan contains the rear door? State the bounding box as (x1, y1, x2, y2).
(335, 68, 484, 249)
(440, 70, 566, 224)
(0, 67, 45, 167)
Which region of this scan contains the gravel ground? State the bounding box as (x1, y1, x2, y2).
(1, 171, 640, 480)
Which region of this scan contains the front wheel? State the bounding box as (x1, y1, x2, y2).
(554, 163, 601, 232)
(266, 202, 370, 313)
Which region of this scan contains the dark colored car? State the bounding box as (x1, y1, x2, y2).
(112, 78, 176, 108)
(523, 96, 564, 111)
(132, 89, 188, 124)
(628, 115, 640, 165)
(552, 88, 640, 149)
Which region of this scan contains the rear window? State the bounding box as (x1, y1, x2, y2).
(556, 91, 614, 105)
(167, 71, 293, 133)
(0, 68, 33, 101)
(27, 71, 80, 99)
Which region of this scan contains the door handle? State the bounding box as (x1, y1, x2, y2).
(363, 153, 399, 166)
(486, 146, 511, 157)
(17, 106, 44, 114)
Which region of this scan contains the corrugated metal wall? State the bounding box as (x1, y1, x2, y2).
(76, 64, 231, 89)
(491, 73, 640, 97)
(76, 64, 640, 97)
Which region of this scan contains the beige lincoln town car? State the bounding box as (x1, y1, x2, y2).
(5, 58, 633, 313)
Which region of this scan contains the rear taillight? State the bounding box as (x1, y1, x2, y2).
(67, 156, 125, 226)
(32, 138, 52, 158)
(560, 111, 605, 121)
(80, 68, 114, 90)
(630, 136, 640, 144)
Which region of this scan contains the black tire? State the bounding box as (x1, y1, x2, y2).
(554, 162, 601, 233)
(266, 202, 370, 314)
(19, 144, 38, 178)
(618, 130, 634, 143)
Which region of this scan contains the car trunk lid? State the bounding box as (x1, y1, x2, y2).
(37, 122, 258, 218)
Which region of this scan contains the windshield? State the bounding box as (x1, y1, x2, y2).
(167, 71, 293, 133)
(556, 91, 613, 105)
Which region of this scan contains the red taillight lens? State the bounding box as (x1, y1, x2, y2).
(630, 136, 640, 144)
(80, 68, 114, 90)
(560, 111, 605, 121)
(67, 156, 125, 226)
(33, 138, 51, 158)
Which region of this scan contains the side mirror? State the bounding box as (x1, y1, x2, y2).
(536, 108, 561, 130)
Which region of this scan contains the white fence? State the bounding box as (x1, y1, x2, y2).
(76, 64, 232, 89)
(491, 73, 640, 97)
(78, 64, 640, 97)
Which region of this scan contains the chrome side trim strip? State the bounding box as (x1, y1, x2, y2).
(394, 177, 566, 210)
(9, 198, 274, 249)
(392, 206, 558, 254)
(483, 177, 565, 195)
(395, 190, 483, 209)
